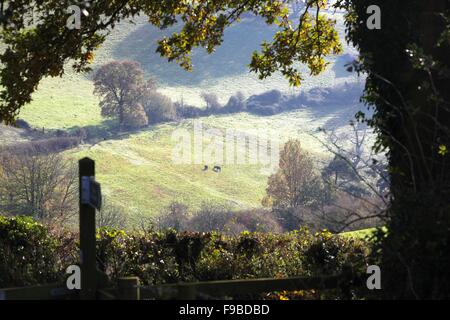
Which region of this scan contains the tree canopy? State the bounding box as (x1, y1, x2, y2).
(264, 139, 328, 209)
(93, 60, 153, 126)
(1, 0, 450, 298)
(0, 0, 340, 123)
(343, 0, 450, 298)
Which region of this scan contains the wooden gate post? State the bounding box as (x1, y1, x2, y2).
(79, 157, 97, 299)
(118, 277, 140, 300)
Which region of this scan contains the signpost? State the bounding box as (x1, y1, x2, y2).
(79, 157, 101, 299)
(81, 176, 102, 210)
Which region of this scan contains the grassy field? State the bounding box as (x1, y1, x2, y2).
(341, 228, 377, 240)
(7, 12, 365, 218)
(20, 76, 102, 130)
(65, 123, 269, 215)
(59, 106, 362, 216)
(340, 226, 388, 240)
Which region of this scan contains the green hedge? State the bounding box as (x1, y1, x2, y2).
(1, 216, 371, 298)
(0, 216, 76, 288)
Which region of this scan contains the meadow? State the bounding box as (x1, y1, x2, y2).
(9, 12, 366, 218)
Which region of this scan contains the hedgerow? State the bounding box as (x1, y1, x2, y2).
(0, 216, 371, 299)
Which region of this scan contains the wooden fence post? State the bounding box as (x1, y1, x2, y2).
(118, 277, 140, 300)
(340, 266, 354, 300)
(176, 284, 196, 300)
(79, 157, 97, 299)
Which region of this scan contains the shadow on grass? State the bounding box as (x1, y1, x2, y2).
(112, 17, 276, 86)
(332, 53, 358, 79)
(60, 81, 368, 144)
(65, 118, 170, 146)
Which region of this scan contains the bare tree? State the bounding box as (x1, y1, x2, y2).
(201, 92, 221, 110)
(0, 147, 77, 224)
(187, 202, 233, 232)
(154, 202, 189, 231)
(96, 196, 127, 229)
(320, 122, 389, 200)
(130, 212, 156, 235)
(313, 122, 389, 231)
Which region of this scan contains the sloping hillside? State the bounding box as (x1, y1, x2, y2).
(9, 11, 367, 217)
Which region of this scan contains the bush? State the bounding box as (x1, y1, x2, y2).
(55, 129, 68, 137)
(248, 90, 282, 106)
(0, 216, 72, 288)
(143, 92, 177, 124)
(187, 202, 232, 232)
(2, 137, 80, 155)
(223, 92, 246, 113)
(72, 127, 88, 141)
(168, 203, 283, 235)
(246, 90, 283, 115)
(247, 104, 279, 115)
(97, 197, 128, 229)
(303, 230, 369, 276)
(155, 202, 190, 231)
(95, 226, 370, 296)
(0, 214, 371, 299)
(225, 209, 283, 234)
(176, 104, 204, 118)
(201, 92, 221, 111)
(123, 103, 149, 129)
(15, 119, 31, 130)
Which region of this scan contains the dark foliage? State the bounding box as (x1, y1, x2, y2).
(1, 137, 80, 155)
(14, 119, 31, 130)
(143, 92, 177, 124)
(0, 216, 76, 288)
(0, 215, 370, 299)
(344, 0, 450, 298)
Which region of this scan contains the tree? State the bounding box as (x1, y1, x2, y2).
(143, 91, 177, 124)
(320, 123, 383, 199)
(122, 103, 149, 129)
(0, 148, 77, 223)
(343, 0, 450, 298)
(323, 155, 358, 186)
(93, 61, 154, 127)
(264, 139, 328, 210)
(317, 124, 388, 233)
(201, 92, 221, 111)
(96, 197, 127, 229)
(155, 202, 189, 231)
(224, 91, 246, 113)
(1, 0, 449, 298)
(0, 0, 340, 124)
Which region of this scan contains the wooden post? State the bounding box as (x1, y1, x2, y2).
(79, 157, 97, 299)
(176, 284, 196, 300)
(118, 277, 140, 300)
(339, 266, 353, 300)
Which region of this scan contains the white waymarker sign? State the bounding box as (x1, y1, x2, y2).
(81, 176, 102, 210)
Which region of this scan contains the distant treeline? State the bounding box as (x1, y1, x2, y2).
(1, 136, 82, 156)
(177, 82, 364, 119)
(11, 82, 364, 144)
